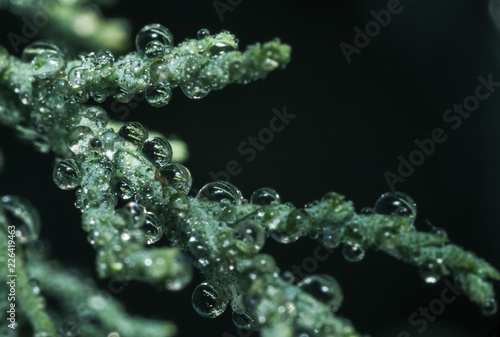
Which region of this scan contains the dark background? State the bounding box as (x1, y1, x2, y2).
(1, 0, 500, 336)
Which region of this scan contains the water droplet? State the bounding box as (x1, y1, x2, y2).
(89, 137, 104, 152)
(22, 41, 63, 63)
(118, 122, 149, 147)
(192, 282, 228, 318)
(374, 192, 417, 220)
(84, 106, 108, 130)
(150, 59, 170, 82)
(250, 187, 280, 205)
(118, 202, 146, 228)
(321, 233, 340, 249)
(232, 311, 254, 330)
(419, 261, 442, 284)
(228, 60, 245, 79)
(144, 212, 163, 244)
(271, 232, 298, 244)
(142, 137, 172, 168)
(68, 66, 87, 88)
(271, 209, 308, 244)
(146, 83, 172, 107)
(114, 87, 134, 103)
(29, 279, 41, 294)
(210, 42, 235, 55)
(67, 126, 94, 155)
(97, 159, 116, 179)
(95, 49, 114, 67)
(187, 236, 211, 267)
(297, 274, 343, 312)
(342, 243, 365, 262)
(181, 83, 210, 99)
(116, 180, 134, 200)
(159, 163, 192, 194)
(136, 24, 174, 57)
(360, 207, 375, 215)
(481, 298, 498, 316)
(281, 271, 295, 283)
(32, 50, 64, 81)
(168, 192, 191, 213)
(234, 220, 266, 254)
(304, 200, 319, 209)
(196, 181, 243, 204)
(197, 28, 210, 40)
(0, 195, 40, 244)
(53, 158, 81, 190)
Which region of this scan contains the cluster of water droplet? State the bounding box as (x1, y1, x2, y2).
(322, 191, 419, 264)
(297, 274, 344, 313)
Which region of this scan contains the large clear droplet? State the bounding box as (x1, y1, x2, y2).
(321, 233, 340, 249)
(146, 83, 172, 107)
(136, 24, 174, 57)
(342, 243, 365, 262)
(0, 195, 41, 244)
(95, 49, 114, 67)
(159, 163, 192, 194)
(67, 126, 94, 155)
(144, 212, 163, 244)
(271, 231, 299, 244)
(84, 106, 109, 130)
(118, 122, 149, 147)
(150, 59, 171, 83)
(232, 311, 254, 330)
(142, 137, 172, 168)
(196, 181, 243, 204)
(297, 274, 343, 312)
(374, 191, 417, 220)
(209, 42, 235, 55)
(32, 50, 64, 81)
(197, 28, 210, 40)
(68, 66, 87, 88)
(118, 202, 146, 229)
(250, 187, 280, 205)
(481, 298, 498, 316)
(116, 180, 134, 200)
(53, 158, 81, 190)
(187, 236, 211, 267)
(234, 220, 266, 254)
(181, 84, 210, 99)
(192, 282, 228, 318)
(22, 41, 63, 63)
(419, 261, 442, 284)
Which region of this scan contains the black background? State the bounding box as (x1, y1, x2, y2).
(1, 0, 500, 336)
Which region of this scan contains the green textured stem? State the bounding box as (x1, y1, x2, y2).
(26, 259, 177, 337)
(0, 227, 57, 336)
